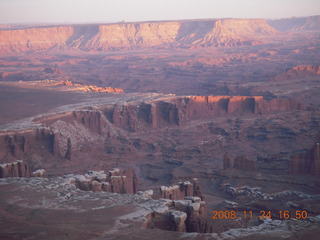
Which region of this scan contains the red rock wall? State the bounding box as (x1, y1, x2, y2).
(103, 101, 179, 131)
(103, 96, 301, 132)
(173, 96, 300, 123)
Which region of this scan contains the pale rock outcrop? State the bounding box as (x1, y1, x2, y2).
(64, 168, 137, 194)
(159, 180, 201, 200)
(32, 169, 46, 177)
(109, 168, 120, 177)
(138, 190, 154, 198)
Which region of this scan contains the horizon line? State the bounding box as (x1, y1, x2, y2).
(1, 15, 319, 26)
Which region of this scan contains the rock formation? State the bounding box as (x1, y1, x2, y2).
(0, 94, 318, 178)
(159, 181, 193, 200)
(32, 169, 46, 177)
(65, 168, 138, 194)
(0, 129, 54, 163)
(0, 19, 278, 53)
(104, 96, 302, 131)
(0, 160, 31, 178)
(157, 178, 203, 201)
(268, 15, 320, 32)
(142, 179, 210, 233)
(273, 65, 320, 81)
(146, 196, 209, 233)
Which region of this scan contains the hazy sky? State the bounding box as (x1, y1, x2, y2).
(1, 0, 319, 24)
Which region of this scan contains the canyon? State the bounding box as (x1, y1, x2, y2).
(0, 16, 320, 239)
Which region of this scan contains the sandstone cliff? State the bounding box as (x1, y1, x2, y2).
(104, 96, 301, 131)
(0, 19, 278, 53)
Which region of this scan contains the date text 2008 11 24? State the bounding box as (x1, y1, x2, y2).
(211, 210, 308, 220)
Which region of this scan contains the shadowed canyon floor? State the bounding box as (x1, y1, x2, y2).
(0, 16, 320, 239)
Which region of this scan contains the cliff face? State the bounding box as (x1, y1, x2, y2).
(104, 96, 300, 131)
(0, 129, 54, 163)
(174, 96, 300, 119)
(0, 95, 318, 176)
(0, 19, 278, 53)
(0, 26, 74, 53)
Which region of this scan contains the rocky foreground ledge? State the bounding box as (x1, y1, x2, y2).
(1, 177, 319, 240)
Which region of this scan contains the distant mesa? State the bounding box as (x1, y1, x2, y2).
(0, 18, 279, 53)
(273, 65, 320, 81)
(268, 15, 320, 32)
